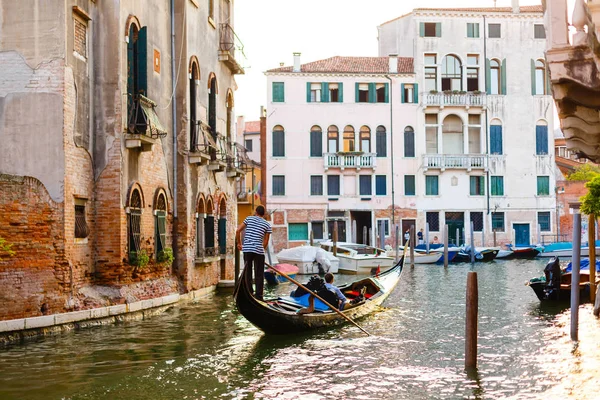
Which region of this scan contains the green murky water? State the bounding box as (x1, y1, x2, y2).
(1, 259, 600, 399)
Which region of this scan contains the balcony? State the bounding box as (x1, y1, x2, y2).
(324, 152, 376, 171)
(218, 23, 246, 75)
(422, 92, 485, 109)
(208, 133, 228, 172)
(188, 121, 214, 165)
(422, 154, 486, 172)
(545, 0, 600, 162)
(125, 94, 167, 151)
(226, 143, 250, 179)
(488, 154, 507, 175)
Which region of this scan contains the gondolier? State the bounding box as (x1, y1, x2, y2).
(236, 206, 272, 300)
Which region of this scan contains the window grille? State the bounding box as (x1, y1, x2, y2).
(75, 205, 89, 238)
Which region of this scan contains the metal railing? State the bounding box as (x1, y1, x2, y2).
(127, 94, 167, 138)
(423, 154, 486, 170)
(423, 92, 485, 107)
(324, 152, 376, 169)
(190, 120, 216, 154)
(219, 23, 247, 66)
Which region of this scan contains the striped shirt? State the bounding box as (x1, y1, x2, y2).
(242, 216, 272, 254)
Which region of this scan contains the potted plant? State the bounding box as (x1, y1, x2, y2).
(157, 247, 174, 265)
(429, 90, 438, 94)
(129, 249, 149, 269)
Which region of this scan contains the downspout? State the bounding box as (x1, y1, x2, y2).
(483, 15, 490, 216)
(385, 75, 395, 239)
(170, 0, 178, 255)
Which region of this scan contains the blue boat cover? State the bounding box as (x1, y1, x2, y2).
(279, 294, 332, 312)
(565, 258, 600, 273)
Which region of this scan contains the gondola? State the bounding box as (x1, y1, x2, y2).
(234, 257, 403, 335)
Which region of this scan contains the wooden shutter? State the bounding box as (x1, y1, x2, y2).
(490, 125, 503, 154)
(310, 130, 322, 157)
(536, 125, 548, 154)
(470, 176, 476, 195)
(404, 129, 415, 157)
(156, 211, 166, 253)
(474, 23, 479, 38)
(369, 83, 376, 103)
(435, 23, 441, 37)
(218, 217, 226, 254)
(306, 82, 312, 102)
(376, 176, 386, 195)
(405, 175, 415, 196)
(419, 22, 425, 37)
(413, 83, 419, 103)
(338, 82, 344, 102)
(376, 129, 387, 157)
(355, 82, 360, 102)
(321, 82, 329, 102)
(136, 27, 148, 96)
(384, 83, 389, 103)
(501, 59, 507, 95)
(204, 215, 215, 248)
(360, 176, 372, 196)
(400, 84, 405, 103)
(273, 130, 284, 157)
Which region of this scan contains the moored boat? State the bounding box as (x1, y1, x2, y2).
(527, 257, 600, 302)
(404, 251, 443, 264)
(276, 246, 339, 274)
(319, 241, 395, 274)
(454, 247, 499, 262)
(264, 263, 300, 285)
(538, 241, 600, 257)
(234, 257, 404, 335)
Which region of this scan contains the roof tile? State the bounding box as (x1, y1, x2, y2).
(267, 56, 414, 74)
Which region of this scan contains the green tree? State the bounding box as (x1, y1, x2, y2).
(567, 163, 600, 181)
(0, 237, 15, 260)
(580, 175, 600, 215)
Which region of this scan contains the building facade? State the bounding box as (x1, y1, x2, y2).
(265, 54, 418, 252)
(0, 0, 246, 321)
(377, 3, 556, 247)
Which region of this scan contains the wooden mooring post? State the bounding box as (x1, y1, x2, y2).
(410, 225, 415, 268)
(571, 213, 581, 341)
(333, 222, 338, 257)
(589, 215, 596, 304)
(465, 271, 478, 368)
(443, 224, 449, 268)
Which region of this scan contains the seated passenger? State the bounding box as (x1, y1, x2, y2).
(324, 273, 348, 310)
(297, 273, 348, 314)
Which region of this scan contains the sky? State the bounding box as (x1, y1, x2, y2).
(233, 0, 548, 121)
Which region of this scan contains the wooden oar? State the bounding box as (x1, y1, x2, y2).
(265, 262, 371, 337)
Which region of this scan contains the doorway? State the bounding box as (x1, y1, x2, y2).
(327, 219, 347, 242)
(446, 212, 465, 246)
(514, 223, 531, 247)
(401, 219, 416, 246)
(351, 211, 372, 244)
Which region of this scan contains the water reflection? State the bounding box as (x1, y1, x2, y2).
(1, 259, 600, 399)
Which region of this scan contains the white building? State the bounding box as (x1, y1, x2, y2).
(265, 54, 417, 252)
(377, 2, 556, 247)
(266, 2, 556, 251)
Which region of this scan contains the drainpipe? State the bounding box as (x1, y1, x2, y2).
(385, 75, 395, 234)
(170, 0, 178, 261)
(483, 15, 490, 217)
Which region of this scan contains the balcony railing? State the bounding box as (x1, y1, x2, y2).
(218, 23, 246, 75)
(423, 92, 485, 108)
(422, 154, 486, 171)
(324, 152, 376, 170)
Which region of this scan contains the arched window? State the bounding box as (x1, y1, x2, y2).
(208, 75, 217, 132)
(272, 125, 285, 157)
(490, 59, 501, 95)
(343, 125, 355, 152)
(442, 115, 464, 154)
(327, 125, 339, 153)
(126, 20, 147, 132)
(359, 126, 371, 152)
(128, 188, 143, 256)
(536, 120, 548, 155)
(154, 192, 167, 256)
(196, 196, 206, 257)
(189, 60, 200, 150)
(218, 197, 227, 255)
(376, 125, 387, 157)
(535, 60, 546, 95)
(205, 197, 215, 256)
(310, 125, 322, 157)
(441, 55, 462, 91)
(490, 119, 503, 155)
(404, 126, 415, 157)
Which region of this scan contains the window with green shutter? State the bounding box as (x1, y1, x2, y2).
(289, 223, 308, 241)
(310, 176, 323, 196)
(376, 126, 387, 157)
(405, 175, 416, 196)
(273, 82, 285, 102)
(310, 126, 322, 157)
(359, 175, 372, 196)
(538, 212, 551, 231)
(490, 124, 503, 154)
(327, 175, 340, 196)
(272, 175, 285, 196)
(272, 126, 285, 157)
(356, 83, 369, 103)
(537, 176, 550, 196)
(376, 83, 389, 103)
(420, 22, 441, 37)
(404, 126, 415, 157)
(375, 175, 386, 196)
(491, 176, 504, 196)
(491, 212, 505, 231)
(401, 83, 418, 104)
(425, 176, 439, 196)
(470, 176, 485, 196)
(467, 23, 480, 38)
(536, 124, 548, 155)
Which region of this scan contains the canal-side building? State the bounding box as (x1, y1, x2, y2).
(377, 1, 556, 247)
(0, 0, 245, 321)
(235, 116, 263, 223)
(265, 54, 418, 252)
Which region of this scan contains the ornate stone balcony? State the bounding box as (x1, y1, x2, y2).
(422, 92, 485, 109)
(422, 154, 486, 172)
(545, 0, 600, 162)
(323, 152, 376, 171)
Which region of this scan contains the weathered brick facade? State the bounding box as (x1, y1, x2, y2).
(0, 0, 241, 322)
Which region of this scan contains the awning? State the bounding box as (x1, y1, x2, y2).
(138, 95, 168, 138)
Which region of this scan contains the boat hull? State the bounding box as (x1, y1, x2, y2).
(337, 256, 395, 274)
(454, 249, 499, 262)
(234, 259, 403, 335)
(528, 281, 592, 303)
(264, 271, 297, 285)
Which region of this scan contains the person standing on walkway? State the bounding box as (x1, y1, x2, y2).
(236, 205, 272, 300)
(417, 229, 424, 245)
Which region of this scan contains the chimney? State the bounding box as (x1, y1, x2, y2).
(512, 0, 520, 13)
(293, 52, 301, 72)
(389, 54, 398, 74)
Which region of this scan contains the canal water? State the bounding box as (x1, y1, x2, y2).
(2, 258, 600, 400)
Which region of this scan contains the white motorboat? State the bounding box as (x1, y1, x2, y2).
(319, 241, 395, 274)
(404, 252, 443, 264)
(276, 246, 339, 274)
(495, 249, 514, 259)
